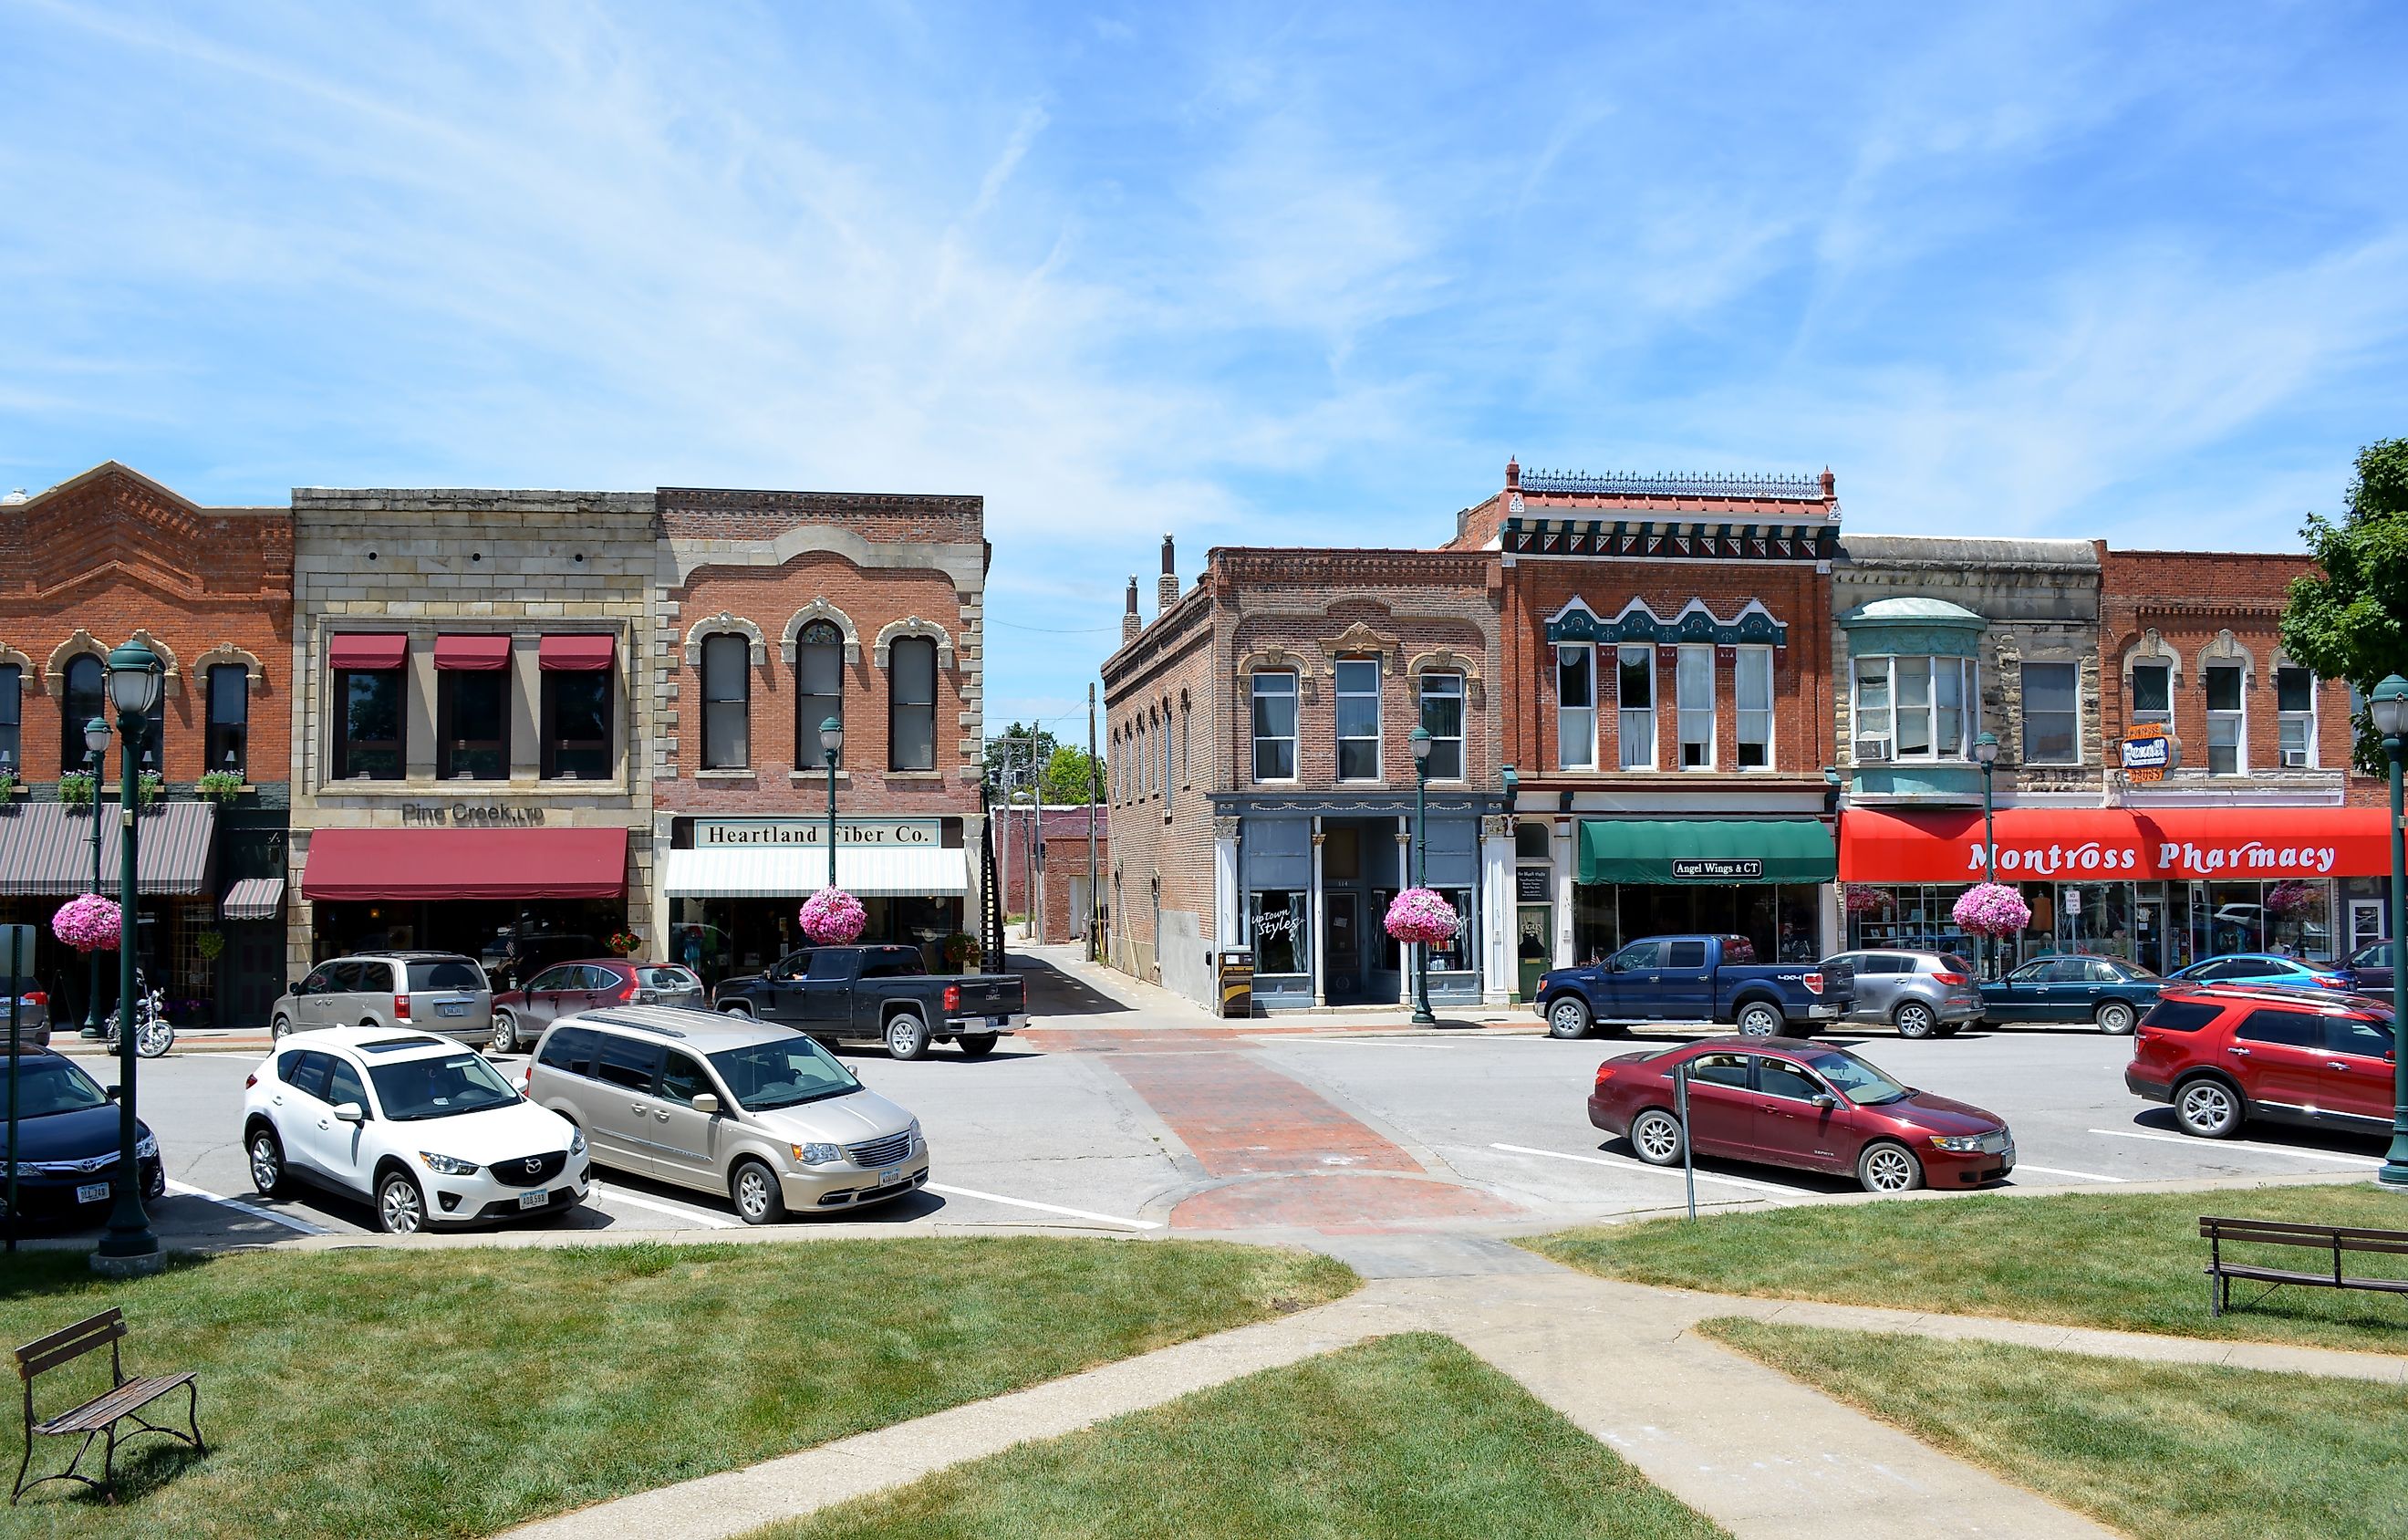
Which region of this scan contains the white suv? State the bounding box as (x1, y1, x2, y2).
(243, 1027, 589, 1233)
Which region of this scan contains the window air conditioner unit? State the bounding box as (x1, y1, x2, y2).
(1855, 738, 1893, 764)
(2281, 748, 2309, 768)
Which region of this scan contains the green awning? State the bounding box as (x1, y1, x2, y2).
(1577, 819, 1835, 885)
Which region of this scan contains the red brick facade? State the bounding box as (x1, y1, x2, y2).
(992, 805, 1106, 942)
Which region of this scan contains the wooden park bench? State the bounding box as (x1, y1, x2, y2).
(2199, 1215, 2408, 1318)
(13, 1307, 203, 1505)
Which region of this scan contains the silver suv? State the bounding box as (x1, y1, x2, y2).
(1825, 949, 1984, 1038)
(524, 1006, 929, 1224)
(272, 952, 493, 1046)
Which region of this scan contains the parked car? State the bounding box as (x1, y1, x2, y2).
(712, 944, 1027, 1060)
(490, 959, 706, 1054)
(1585, 1035, 2014, 1192)
(524, 1006, 929, 1223)
(1536, 934, 1853, 1040)
(1977, 953, 2163, 1034)
(1825, 950, 1984, 1038)
(5, 968, 51, 1048)
(2340, 940, 2397, 998)
(2125, 982, 2397, 1140)
(242, 1026, 588, 1233)
(0, 1048, 162, 1224)
(2164, 953, 2351, 992)
(270, 952, 493, 1046)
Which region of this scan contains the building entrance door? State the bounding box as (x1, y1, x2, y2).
(1324, 892, 1363, 1003)
(2134, 893, 2170, 976)
(2350, 898, 2387, 954)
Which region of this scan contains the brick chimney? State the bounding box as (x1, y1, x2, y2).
(1122, 576, 1141, 643)
(1157, 534, 1179, 612)
(1505, 454, 1521, 492)
(1821, 466, 1836, 498)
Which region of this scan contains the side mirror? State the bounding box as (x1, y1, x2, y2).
(691, 1092, 721, 1115)
(104, 1084, 122, 1102)
(1810, 1094, 1837, 1110)
(333, 1101, 366, 1124)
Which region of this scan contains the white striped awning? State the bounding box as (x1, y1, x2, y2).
(221, 877, 286, 921)
(0, 802, 216, 897)
(661, 845, 971, 900)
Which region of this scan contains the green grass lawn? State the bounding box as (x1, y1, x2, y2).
(1701, 1319, 2408, 1540)
(0, 1237, 1353, 1537)
(1524, 1183, 2408, 1353)
(755, 1333, 1726, 1540)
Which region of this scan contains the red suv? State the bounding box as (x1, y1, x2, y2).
(2125, 983, 2398, 1139)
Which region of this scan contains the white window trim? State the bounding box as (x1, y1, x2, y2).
(1418, 671, 1467, 784)
(2130, 660, 2174, 729)
(2275, 664, 2318, 769)
(1334, 657, 1383, 783)
(1251, 671, 1299, 785)
(1554, 642, 1596, 772)
(1851, 654, 1977, 765)
(1735, 645, 1774, 772)
(2019, 659, 2082, 767)
(1616, 644, 1656, 772)
(1676, 642, 1715, 771)
(2206, 663, 2247, 776)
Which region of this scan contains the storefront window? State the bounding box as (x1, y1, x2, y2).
(1736, 647, 1773, 769)
(1429, 888, 1473, 971)
(206, 663, 247, 779)
(1249, 890, 1310, 975)
(1251, 672, 1297, 781)
(2277, 666, 2315, 767)
(701, 633, 750, 770)
(1419, 673, 1464, 780)
(2022, 662, 2079, 765)
(794, 620, 843, 770)
(438, 671, 508, 781)
(1334, 659, 1380, 781)
(1556, 644, 1595, 770)
(1676, 645, 1713, 769)
(334, 668, 403, 781)
(543, 671, 611, 781)
(2206, 664, 2244, 775)
(888, 636, 937, 771)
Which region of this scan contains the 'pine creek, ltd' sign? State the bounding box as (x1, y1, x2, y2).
(693, 818, 942, 848)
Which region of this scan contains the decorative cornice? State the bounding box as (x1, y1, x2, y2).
(1504, 516, 1837, 563)
(1519, 469, 1828, 500)
(684, 612, 766, 666)
(192, 643, 266, 687)
(873, 616, 955, 671)
(43, 630, 109, 693)
(1236, 644, 1316, 680)
(1545, 597, 1787, 648)
(1318, 620, 1400, 661)
(780, 599, 861, 666)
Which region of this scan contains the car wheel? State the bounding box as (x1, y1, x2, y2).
(1894, 1001, 1938, 1040)
(271, 1014, 294, 1040)
(1630, 1108, 1685, 1166)
(1857, 1141, 1925, 1193)
(2175, 1077, 2244, 1139)
(376, 1171, 428, 1234)
(248, 1126, 287, 1197)
(885, 1013, 932, 1061)
(2095, 1000, 2137, 1035)
(488, 1010, 520, 1056)
(1735, 1002, 1782, 1038)
(730, 1159, 787, 1225)
(957, 1032, 1000, 1056)
(1546, 996, 1592, 1039)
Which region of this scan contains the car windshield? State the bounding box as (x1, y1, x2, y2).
(708, 1036, 860, 1111)
(1805, 1050, 1910, 1107)
(2115, 961, 2164, 980)
(368, 1052, 521, 1120)
(0, 1057, 109, 1118)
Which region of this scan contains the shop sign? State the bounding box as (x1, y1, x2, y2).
(1516, 867, 1552, 902)
(1842, 808, 2386, 884)
(693, 817, 941, 848)
(400, 803, 546, 827)
(1963, 840, 2339, 878)
(2120, 723, 2171, 783)
(1671, 858, 1762, 880)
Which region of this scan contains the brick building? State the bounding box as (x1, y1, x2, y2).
(1105, 535, 1506, 1009)
(991, 804, 1105, 946)
(1450, 461, 1842, 986)
(0, 463, 293, 1025)
(650, 487, 989, 983)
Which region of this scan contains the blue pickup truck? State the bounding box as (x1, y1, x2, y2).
(1535, 934, 1853, 1040)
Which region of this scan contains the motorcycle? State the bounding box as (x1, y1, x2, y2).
(102, 973, 176, 1059)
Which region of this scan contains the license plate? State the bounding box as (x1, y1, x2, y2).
(517, 1190, 550, 1210)
(437, 1002, 469, 1017)
(877, 1165, 904, 1188)
(76, 1182, 109, 1204)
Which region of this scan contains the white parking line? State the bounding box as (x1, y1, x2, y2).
(2087, 1128, 2384, 1168)
(2010, 1163, 2129, 1182)
(592, 1182, 740, 1229)
(926, 1182, 1162, 1230)
(164, 1179, 327, 1235)
(1488, 1141, 1800, 1194)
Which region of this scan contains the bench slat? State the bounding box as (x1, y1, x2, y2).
(2200, 1216, 2408, 1243)
(16, 1315, 128, 1380)
(2199, 1218, 2408, 1256)
(33, 1373, 197, 1437)
(2211, 1264, 2408, 1295)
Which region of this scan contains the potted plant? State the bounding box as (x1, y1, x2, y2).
(195, 929, 226, 963)
(0, 765, 18, 798)
(195, 770, 245, 804)
(942, 931, 983, 970)
(606, 930, 641, 958)
(138, 770, 165, 808)
(57, 771, 94, 808)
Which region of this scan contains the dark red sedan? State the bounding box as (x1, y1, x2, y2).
(1587, 1036, 2015, 1193)
(488, 958, 707, 1055)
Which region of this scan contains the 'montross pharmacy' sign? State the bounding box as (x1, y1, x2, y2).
(1841, 807, 2386, 884)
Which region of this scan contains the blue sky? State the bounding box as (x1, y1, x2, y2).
(5, 2, 2407, 738)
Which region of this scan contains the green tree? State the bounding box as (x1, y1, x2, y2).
(983, 722, 1060, 796)
(2281, 438, 2408, 775)
(1040, 744, 1103, 805)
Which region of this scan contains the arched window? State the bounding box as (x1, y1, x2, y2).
(701, 633, 752, 770)
(795, 619, 844, 770)
(61, 655, 106, 775)
(888, 636, 937, 771)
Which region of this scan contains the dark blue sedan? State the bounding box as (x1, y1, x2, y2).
(2167, 953, 2351, 992)
(1977, 953, 2164, 1035)
(0, 1050, 163, 1226)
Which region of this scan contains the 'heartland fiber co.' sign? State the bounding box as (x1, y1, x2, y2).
(693, 818, 941, 848)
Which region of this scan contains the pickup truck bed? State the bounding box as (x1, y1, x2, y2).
(711, 944, 1028, 1061)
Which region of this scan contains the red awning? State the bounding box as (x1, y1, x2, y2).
(328, 633, 408, 671)
(540, 634, 615, 671)
(301, 827, 628, 901)
(1840, 806, 2394, 884)
(433, 634, 512, 671)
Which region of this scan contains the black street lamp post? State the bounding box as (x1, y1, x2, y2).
(1409, 725, 1435, 1026)
(2370, 676, 2408, 1189)
(820, 716, 844, 890)
(81, 719, 109, 1038)
(1973, 730, 2001, 981)
(92, 640, 163, 1277)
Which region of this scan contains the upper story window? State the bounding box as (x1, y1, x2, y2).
(1555, 644, 1595, 772)
(795, 621, 843, 771)
(2021, 661, 2079, 765)
(1251, 672, 1297, 781)
(2131, 661, 2173, 730)
(335, 666, 403, 781)
(1419, 673, 1464, 781)
(1676, 644, 1714, 769)
(701, 633, 751, 770)
(60, 654, 105, 775)
(888, 636, 937, 771)
(1160, 712, 1172, 802)
(543, 669, 611, 781)
(206, 663, 247, 780)
(1616, 645, 1655, 770)
(1334, 659, 1381, 781)
(437, 669, 508, 781)
(0, 664, 19, 778)
(2205, 662, 2244, 775)
(2276, 665, 2315, 768)
(1735, 647, 1772, 770)
(1852, 655, 1976, 763)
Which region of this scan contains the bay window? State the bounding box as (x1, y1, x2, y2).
(1616, 645, 1655, 770)
(1555, 644, 1595, 771)
(1852, 655, 1977, 762)
(1735, 646, 1773, 769)
(1419, 672, 1464, 780)
(1676, 644, 1713, 768)
(1251, 672, 1297, 781)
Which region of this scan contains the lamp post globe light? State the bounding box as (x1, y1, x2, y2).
(820, 717, 844, 890)
(2369, 676, 2408, 1189)
(1408, 725, 1435, 1026)
(93, 640, 163, 1276)
(1971, 731, 2002, 981)
(81, 718, 111, 1037)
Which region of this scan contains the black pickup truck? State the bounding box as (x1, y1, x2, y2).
(711, 944, 1028, 1060)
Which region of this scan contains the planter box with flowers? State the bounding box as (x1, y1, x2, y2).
(57, 771, 94, 808)
(195, 770, 246, 805)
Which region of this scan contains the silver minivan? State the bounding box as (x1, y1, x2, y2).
(1825, 950, 1985, 1038)
(272, 952, 493, 1046)
(525, 1006, 929, 1224)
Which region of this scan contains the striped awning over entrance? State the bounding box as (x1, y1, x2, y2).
(0, 801, 218, 897)
(221, 877, 286, 921)
(661, 845, 970, 899)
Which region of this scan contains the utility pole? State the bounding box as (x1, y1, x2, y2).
(1087, 683, 1100, 962)
(1025, 731, 1043, 945)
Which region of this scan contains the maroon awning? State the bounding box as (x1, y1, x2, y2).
(328, 633, 408, 671)
(433, 634, 512, 671)
(540, 634, 615, 671)
(301, 827, 628, 901)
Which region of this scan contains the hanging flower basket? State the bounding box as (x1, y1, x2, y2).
(1952, 882, 2032, 939)
(798, 888, 867, 945)
(2264, 880, 2317, 919)
(1384, 888, 1461, 947)
(605, 930, 641, 957)
(1842, 885, 1892, 916)
(53, 893, 122, 952)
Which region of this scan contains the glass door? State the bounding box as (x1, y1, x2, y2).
(1323, 892, 1363, 1002)
(2350, 898, 2387, 954)
(2134, 891, 2170, 976)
